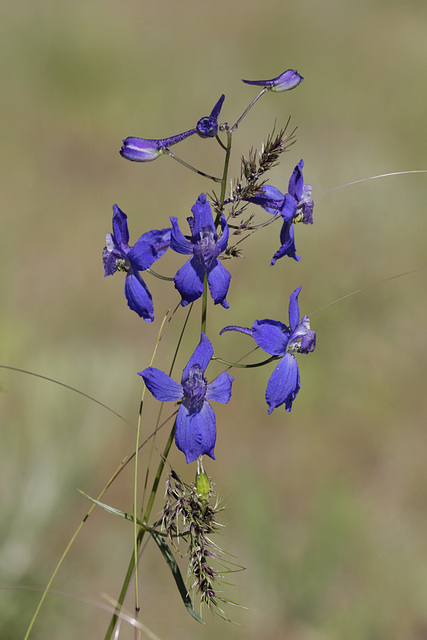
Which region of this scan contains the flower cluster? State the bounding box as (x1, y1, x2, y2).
(105, 68, 316, 465)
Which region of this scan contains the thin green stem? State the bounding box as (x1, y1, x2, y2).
(24, 452, 135, 640)
(133, 315, 169, 615)
(220, 131, 232, 204)
(146, 268, 174, 281)
(213, 354, 278, 368)
(230, 88, 268, 133)
(215, 133, 228, 151)
(214, 130, 233, 227)
(104, 306, 193, 640)
(165, 149, 222, 182)
(103, 423, 176, 640)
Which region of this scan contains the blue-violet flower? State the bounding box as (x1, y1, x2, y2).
(139, 332, 233, 463)
(247, 159, 313, 265)
(120, 95, 225, 162)
(220, 286, 316, 413)
(170, 193, 231, 308)
(103, 204, 171, 321)
(242, 69, 303, 92)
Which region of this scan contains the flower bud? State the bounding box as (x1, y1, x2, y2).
(195, 468, 210, 503)
(242, 69, 303, 92)
(120, 129, 197, 162)
(120, 137, 164, 162)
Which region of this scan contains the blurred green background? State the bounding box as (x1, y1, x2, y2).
(1, 0, 427, 638)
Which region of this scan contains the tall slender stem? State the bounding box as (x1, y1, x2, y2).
(214, 130, 233, 228)
(103, 424, 176, 640)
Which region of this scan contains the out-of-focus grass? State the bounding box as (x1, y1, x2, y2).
(1, 1, 426, 639)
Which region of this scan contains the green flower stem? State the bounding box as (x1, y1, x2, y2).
(146, 268, 175, 281)
(165, 149, 222, 182)
(213, 354, 278, 368)
(23, 450, 138, 640)
(104, 305, 193, 640)
(104, 422, 176, 640)
(220, 132, 232, 204)
(230, 88, 268, 133)
(214, 130, 233, 228)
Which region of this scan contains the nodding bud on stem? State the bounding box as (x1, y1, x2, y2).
(242, 69, 303, 92)
(120, 130, 196, 162)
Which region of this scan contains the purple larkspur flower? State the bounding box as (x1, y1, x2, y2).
(242, 69, 303, 92)
(139, 332, 233, 463)
(103, 204, 170, 321)
(170, 193, 231, 308)
(247, 160, 313, 265)
(220, 287, 316, 413)
(120, 95, 225, 162)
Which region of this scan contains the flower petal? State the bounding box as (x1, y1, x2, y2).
(174, 256, 205, 306)
(266, 352, 300, 413)
(175, 401, 216, 463)
(280, 193, 298, 222)
(170, 217, 193, 255)
(301, 184, 314, 225)
(291, 315, 316, 353)
(206, 371, 233, 403)
(182, 332, 214, 379)
(288, 286, 302, 330)
(139, 367, 183, 401)
(128, 228, 171, 271)
(270, 222, 300, 265)
(191, 193, 215, 239)
(216, 214, 229, 254)
(247, 185, 285, 214)
(252, 319, 289, 355)
(112, 204, 129, 249)
(124, 272, 154, 321)
(288, 160, 304, 201)
(209, 94, 225, 120)
(103, 237, 120, 276)
(206, 260, 231, 308)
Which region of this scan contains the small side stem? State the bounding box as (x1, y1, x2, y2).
(230, 88, 268, 133)
(165, 149, 222, 182)
(213, 354, 278, 368)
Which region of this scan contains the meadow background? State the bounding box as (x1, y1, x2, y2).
(1, 1, 427, 639)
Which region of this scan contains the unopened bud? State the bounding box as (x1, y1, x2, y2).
(195, 468, 210, 503)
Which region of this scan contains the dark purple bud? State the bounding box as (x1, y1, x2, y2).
(196, 94, 225, 138)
